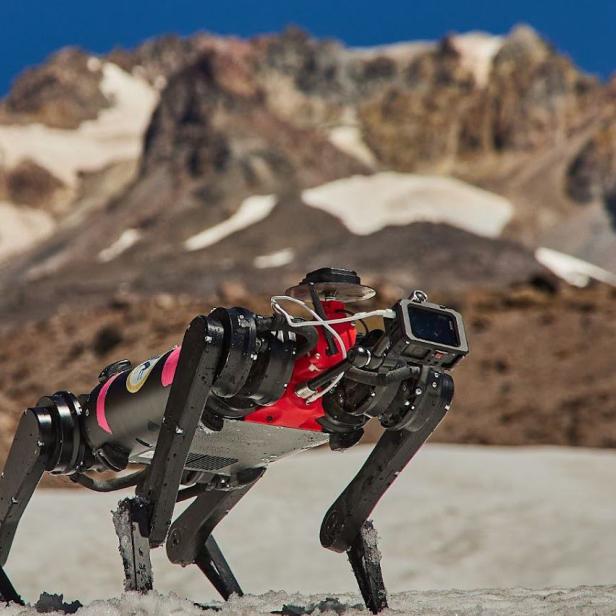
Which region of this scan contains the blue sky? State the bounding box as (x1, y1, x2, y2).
(1, 0, 614, 95)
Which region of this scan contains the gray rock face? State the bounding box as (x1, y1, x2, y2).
(566, 117, 616, 225)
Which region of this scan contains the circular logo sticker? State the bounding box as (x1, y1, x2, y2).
(126, 355, 162, 393)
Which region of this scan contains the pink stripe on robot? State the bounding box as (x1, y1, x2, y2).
(161, 347, 181, 387)
(96, 372, 120, 434)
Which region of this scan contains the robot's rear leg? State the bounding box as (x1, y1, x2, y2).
(0, 566, 21, 605)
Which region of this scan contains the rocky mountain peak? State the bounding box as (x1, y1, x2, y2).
(141, 44, 366, 196)
(0, 47, 110, 129)
(1, 24, 616, 320)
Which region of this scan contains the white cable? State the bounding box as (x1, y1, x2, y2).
(270, 296, 347, 402)
(271, 296, 347, 360)
(271, 296, 394, 327)
(270, 295, 392, 403)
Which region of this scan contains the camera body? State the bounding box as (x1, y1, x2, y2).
(387, 298, 468, 370)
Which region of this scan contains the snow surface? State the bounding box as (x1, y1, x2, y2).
(0, 62, 158, 187)
(0, 201, 55, 262)
(5, 444, 616, 608)
(536, 247, 616, 287)
(185, 195, 278, 251)
(183, 173, 513, 251)
(302, 172, 513, 237)
(3, 586, 616, 615)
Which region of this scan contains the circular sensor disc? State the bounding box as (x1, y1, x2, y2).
(285, 281, 376, 303)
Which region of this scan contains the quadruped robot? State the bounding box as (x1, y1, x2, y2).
(0, 268, 468, 613)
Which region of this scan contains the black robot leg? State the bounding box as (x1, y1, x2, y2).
(166, 468, 265, 600)
(321, 372, 454, 613)
(112, 314, 226, 592)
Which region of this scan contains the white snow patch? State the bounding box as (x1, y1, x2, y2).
(536, 247, 616, 287)
(450, 32, 503, 87)
(302, 172, 513, 237)
(97, 229, 142, 263)
(0, 62, 158, 187)
(254, 248, 295, 269)
(7, 444, 616, 604)
(0, 201, 55, 262)
(185, 195, 278, 251)
(328, 125, 376, 167)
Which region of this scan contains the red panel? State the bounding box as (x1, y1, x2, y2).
(245, 300, 356, 432)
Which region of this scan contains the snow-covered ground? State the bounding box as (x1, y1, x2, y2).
(5, 443, 616, 609)
(183, 173, 513, 255)
(254, 248, 295, 269)
(302, 173, 513, 237)
(97, 229, 142, 263)
(449, 33, 503, 87)
(3, 586, 616, 615)
(328, 124, 377, 167)
(0, 60, 158, 263)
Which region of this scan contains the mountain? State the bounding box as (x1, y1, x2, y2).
(4, 25, 616, 319)
(1, 26, 616, 460)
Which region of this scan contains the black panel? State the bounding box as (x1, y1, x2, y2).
(185, 453, 238, 472)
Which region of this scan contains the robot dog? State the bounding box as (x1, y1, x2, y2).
(0, 268, 468, 613)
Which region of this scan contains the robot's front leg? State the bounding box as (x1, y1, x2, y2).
(321, 368, 454, 613)
(111, 314, 226, 593)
